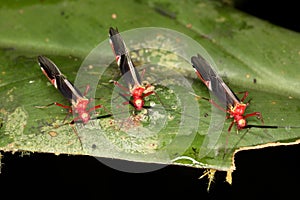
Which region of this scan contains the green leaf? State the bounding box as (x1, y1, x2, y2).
(0, 0, 299, 182)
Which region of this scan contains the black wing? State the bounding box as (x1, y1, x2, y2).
(38, 55, 84, 103)
(109, 27, 142, 87)
(55, 75, 84, 103)
(191, 54, 240, 108)
(38, 55, 62, 81)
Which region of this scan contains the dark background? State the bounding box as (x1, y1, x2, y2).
(234, 0, 300, 32)
(1, 1, 299, 199)
(0, 145, 299, 198)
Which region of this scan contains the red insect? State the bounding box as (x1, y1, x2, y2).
(37, 55, 108, 124)
(109, 27, 156, 110)
(191, 54, 264, 132)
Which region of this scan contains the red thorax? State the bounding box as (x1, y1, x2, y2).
(229, 103, 247, 130)
(73, 98, 90, 124)
(131, 87, 145, 110)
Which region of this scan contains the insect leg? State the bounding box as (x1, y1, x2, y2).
(83, 85, 91, 96)
(236, 91, 249, 102)
(113, 80, 130, 92)
(35, 102, 72, 112)
(244, 111, 264, 124)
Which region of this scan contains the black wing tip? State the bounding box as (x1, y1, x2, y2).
(37, 55, 44, 59)
(191, 54, 212, 70)
(37, 55, 54, 66)
(37, 55, 53, 67)
(190, 56, 197, 66)
(37, 55, 50, 69)
(191, 54, 203, 69)
(109, 27, 119, 36)
(191, 53, 204, 62)
(37, 55, 47, 63)
(37, 55, 63, 77)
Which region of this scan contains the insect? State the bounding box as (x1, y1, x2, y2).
(109, 27, 156, 110)
(37, 55, 108, 124)
(191, 54, 264, 132)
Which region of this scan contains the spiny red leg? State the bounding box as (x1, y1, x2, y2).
(244, 112, 264, 124)
(83, 85, 91, 96)
(204, 98, 227, 113)
(122, 101, 130, 105)
(114, 81, 130, 92)
(87, 103, 112, 118)
(140, 68, 146, 79)
(36, 102, 75, 123)
(236, 91, 249, 102)
(88, 104, 111, 116)
(36, 102, 71, 110)
(87, 104, 103, 112)
(54, 103, 74, 123)
(142, 91, 154, 98)
(192, 95, 227, 113)
(54, 102, 72, 111)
